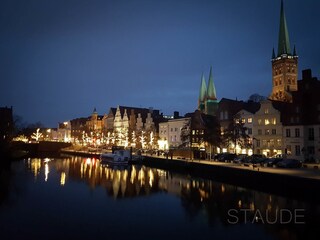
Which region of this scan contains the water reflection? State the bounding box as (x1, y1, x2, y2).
(5, 156, 320, 239)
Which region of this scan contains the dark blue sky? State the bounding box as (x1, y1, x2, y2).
(1, 0, 320, 127)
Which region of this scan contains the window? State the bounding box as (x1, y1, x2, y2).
(224, 111, 229, 120)
(256, 140, 260, 147)
(175, 128, 178, 132)
(258, 119, 262, 125)
(264, 108, 269, 114)
(220, 111, 224, 120)
(270, 139, 275, 147)
(286, 129, 291, 137)
(295, 145, 300, 156)
(265, 129, 270, 135)
(309, 128, 314, 141)
(248, 118, 252, 123)
(258, 129, 262, 135)
(241, 118, 246, 123)
(271, 118, 277, 125)
(308, 146, 315, 155)
(262, 140, 267, 147)
(295, 128, 300, 138)
(277, 139, 282, 147)
(171, 128, 173, 132)
(286, 145, 291, 155)
(272, 129, 276, 135)
(265, 119, 270, 125)
(248, 128, 252, 135)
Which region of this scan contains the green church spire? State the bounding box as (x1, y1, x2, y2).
(277, 0, 291, 56)
(199, 73, 207, 102)
(198, 73, 207, 112)
(207, 66, 217, 100)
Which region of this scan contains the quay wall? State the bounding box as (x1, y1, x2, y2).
(142, 156, 320, 202)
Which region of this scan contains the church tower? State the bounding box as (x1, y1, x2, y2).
(198, 67, 218, 116)
(198, 73, 207, 112)
(205, 66, 218, 116)
(269, 0, 298, 102)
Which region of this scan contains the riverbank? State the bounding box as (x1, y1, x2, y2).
(142, 156, 320, 202)
(61, 149, 101, 158)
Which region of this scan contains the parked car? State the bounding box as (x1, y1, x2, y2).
(219, 153, 237, 162)
(263, 158, 284, 167)
(233, 154, 248, 163)
(276, 159, 302, 168)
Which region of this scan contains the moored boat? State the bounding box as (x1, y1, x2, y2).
(100, 149, 131, 165)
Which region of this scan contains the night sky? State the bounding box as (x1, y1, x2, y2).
(1, 0, 320, 127)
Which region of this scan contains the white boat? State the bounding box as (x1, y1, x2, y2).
(100, 150, 131, 165)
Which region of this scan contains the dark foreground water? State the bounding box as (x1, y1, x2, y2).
(0, 156, 319, 240)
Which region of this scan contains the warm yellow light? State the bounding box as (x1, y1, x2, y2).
(45, 163, 49, 182)
(60, 172, 66, 186)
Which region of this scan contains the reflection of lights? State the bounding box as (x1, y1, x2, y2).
(86, 158, 91, 165)
(131, 166, 137, 184)
(31, 159, 41, 179)
(250, 202, 255, 210)
(157, 169, 167, 177)
(238, 200, 242, 208)
(221, 185, 225, 193)
(44, 158, 50, 163)
(60, 172, 66, 186)
(138, 169, 145, 186)
(148, 170, 154, 187)
(80, 162, 84, 178)
(45, 163, 49, 182)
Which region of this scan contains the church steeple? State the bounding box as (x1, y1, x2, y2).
(277, 0, 291, 56)
(270, 0, 298, 103)
(198, 74, 207, 112)
(207, 66, 217, 100)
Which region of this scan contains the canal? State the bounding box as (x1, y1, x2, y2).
(0, 156, 319, 240)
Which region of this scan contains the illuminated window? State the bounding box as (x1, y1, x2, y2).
(265, 129, 270, 135)
(241, 118, 246, 123)
(264, 108, 269, 114)
(262, 140, 267, 147)
(270, 139, 275, 147)
(271, 118, 277, 125)
(248, 118, 252, 123)
(265, 119, 270, 125)
(277, 139, 282, 146)
(258, 119, 262, 125)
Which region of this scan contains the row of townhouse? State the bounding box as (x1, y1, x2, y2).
(158, 69, 320, 162)
(68, 105, 167, 143)
(230, 70, 320, 162)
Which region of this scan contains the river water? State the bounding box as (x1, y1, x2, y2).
(0, 156, 319, 240)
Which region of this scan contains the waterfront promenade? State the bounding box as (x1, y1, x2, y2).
(151, 155, 320, 180)
(62, 148, 320, 181)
